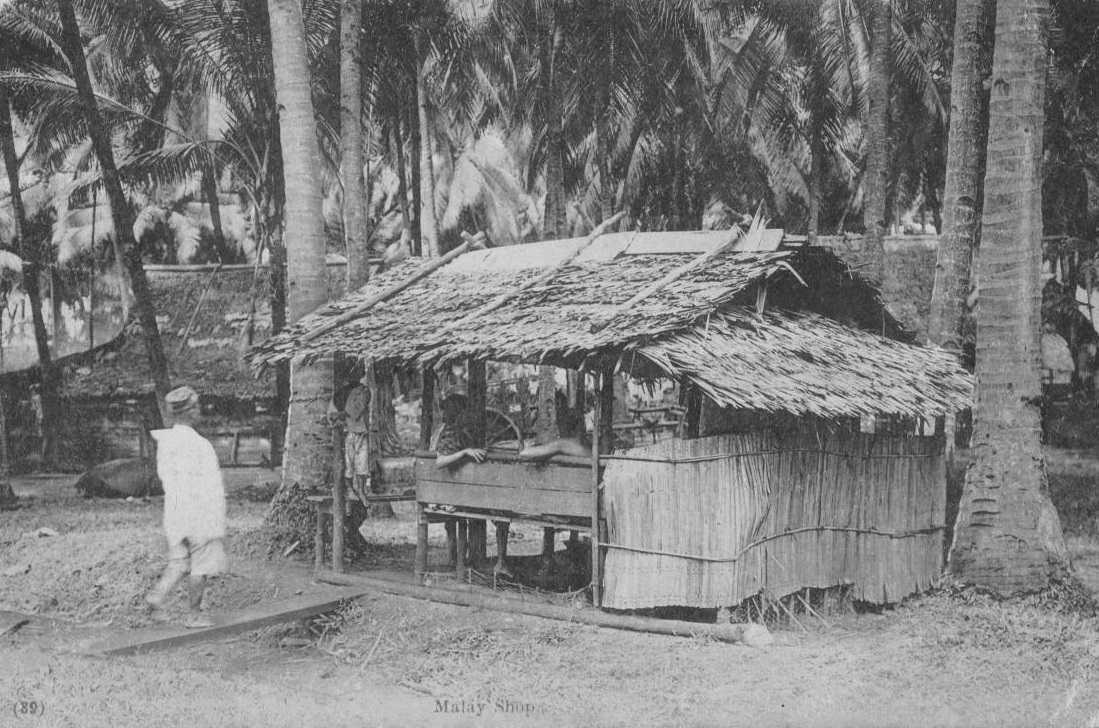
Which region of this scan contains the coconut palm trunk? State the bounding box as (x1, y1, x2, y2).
(416, 52, 441, 257)
(56, 0, 172, 422)
(927, 0, 994, 351)
(540, 22, 568, 242)
(544, 120, 567, 240)
(0, 91, 59, 468)
(861, 0, 892, 284)
(341, 0, 370, 291)
(807, 115, 824, 245)
(263, 0, 332, 545)
(946, 0, 1070, 594)
(391, 109, 415, 254)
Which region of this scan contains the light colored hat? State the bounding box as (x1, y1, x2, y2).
(166, 386, 200, 415)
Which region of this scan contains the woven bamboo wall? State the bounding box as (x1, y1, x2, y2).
(601, 427, 945, 609)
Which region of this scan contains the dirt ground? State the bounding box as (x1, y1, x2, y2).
(3, 456, 1099, 728)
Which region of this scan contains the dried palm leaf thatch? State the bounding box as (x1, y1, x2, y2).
(636, 309, 972, 420)
(248, 234, 972, 421)
(249, 244, 792, 372)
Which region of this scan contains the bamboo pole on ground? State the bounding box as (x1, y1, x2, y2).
(318, 570, 759, 644)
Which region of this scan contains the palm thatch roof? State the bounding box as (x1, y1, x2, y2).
(637, 310, 970, 419)
(249, 230, 973, 419)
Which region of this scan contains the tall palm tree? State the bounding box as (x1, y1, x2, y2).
(710, 1, 945, 239)
(927, 0, 994, 352)
(489, 0, 713, 236)
(265, 0, 331, 530)
(860, 0, 891, 284)
(55, 0, 172, 420)
(0, 90, 60, 467)
(947, 0, 1070, 594)
(340, 0, 368, 290)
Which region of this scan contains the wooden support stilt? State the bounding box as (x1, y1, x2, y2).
(455, 519, 467, 576)
(445, 520, 457, 567)
(419, 366, 435, 451)
(590, 370, 613, 608)
(542, 527, 556, 570)
(314, 512, 325, 572)
(415, 503, 429, 581)
(682, 380, 702, 439)
(416, 366, 435, 582)
(796, 589, 833, 628)
(599, 370, 615, 449)
(331, 355, 346, 574)
(467, 358, 488, 565)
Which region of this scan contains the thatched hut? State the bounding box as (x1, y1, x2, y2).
(250, 228, 972, 609)
(53, 260, 345, 469)
(50, 264, 279, 469)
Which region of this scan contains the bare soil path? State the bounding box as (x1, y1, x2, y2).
(2, 461, 1099, 728)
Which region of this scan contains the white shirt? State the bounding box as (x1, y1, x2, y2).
(150, 424, 226, 543)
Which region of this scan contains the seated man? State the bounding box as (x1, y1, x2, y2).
(433, 394, 593, 579)
(432, 394, 494, 572)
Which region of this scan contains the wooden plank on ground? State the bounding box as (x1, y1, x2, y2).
(77, 586, 370, 657)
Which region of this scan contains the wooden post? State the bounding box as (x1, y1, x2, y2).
(467, 358, 488, 565)
(542, 527, 556, 571)
(419, 366, 435, 450)
(314, 510, 325, 572)
(455, 518, 467, 575)
(331, 354, 346, 573)
(415, 503, 428, 580)
(590, 370, 613, 608)
(415, 366, 434, 582)
(683, 380, 702, 439)
(599, 370, 615, 452)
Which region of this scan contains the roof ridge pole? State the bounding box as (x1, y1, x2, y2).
(300, 238, 483, 344)
(588, 225, 750, 335)
(448, 211, 627, 327)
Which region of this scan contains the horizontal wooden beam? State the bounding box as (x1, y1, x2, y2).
(417, 459, 593, 493)
(416, 481, 591, 519)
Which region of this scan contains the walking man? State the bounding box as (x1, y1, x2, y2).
(145, 386, 227, 628)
